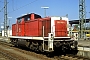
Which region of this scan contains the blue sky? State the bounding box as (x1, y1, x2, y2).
(0, 0, 90, 27)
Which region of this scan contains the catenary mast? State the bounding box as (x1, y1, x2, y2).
(79, 0, 86, 39)
(4, 0, 8, 37)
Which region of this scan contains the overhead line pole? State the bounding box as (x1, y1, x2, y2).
(4, 0, 8, 37)
(79, 0, 86, 39)
(41, 7, 49, 17)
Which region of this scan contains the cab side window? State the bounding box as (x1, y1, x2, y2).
(17, 18, 22, 23)
(24, 16, 30, 21)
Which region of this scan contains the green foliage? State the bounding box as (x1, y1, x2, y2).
(73, 24, 79, 30)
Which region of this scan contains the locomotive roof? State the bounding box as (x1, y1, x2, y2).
(17, 13, 41, 19)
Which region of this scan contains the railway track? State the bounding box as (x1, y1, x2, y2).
(0, 40, 54, 60)
(0, 41, 18, 60)
(0, 40, 90, 60)
(0, 50, 17, 60)
(53, 54, 90, 60)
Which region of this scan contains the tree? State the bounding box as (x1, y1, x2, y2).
(73, 24, 79, 31)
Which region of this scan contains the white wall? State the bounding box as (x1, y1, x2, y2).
(2, 30, 12, 37)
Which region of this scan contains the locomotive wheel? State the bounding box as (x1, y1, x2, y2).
(39, 44, 43, 52)
(14, 40, 19, 47)
(26, 41, 30, 47)
(30, 44, 33, 50)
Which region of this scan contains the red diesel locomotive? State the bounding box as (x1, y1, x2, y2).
(10, 13, 77, 53)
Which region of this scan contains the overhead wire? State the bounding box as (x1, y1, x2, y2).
(0, 0, 4, 3)
(0, 0, 38, 20)
(0, 7, 4, 12)
(12, 0, 14, 11)
(0, 1, 9, 20)
(8, 0, 38, 14)
(0, 1, 9, 12)
(0, 0, 4, 12)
